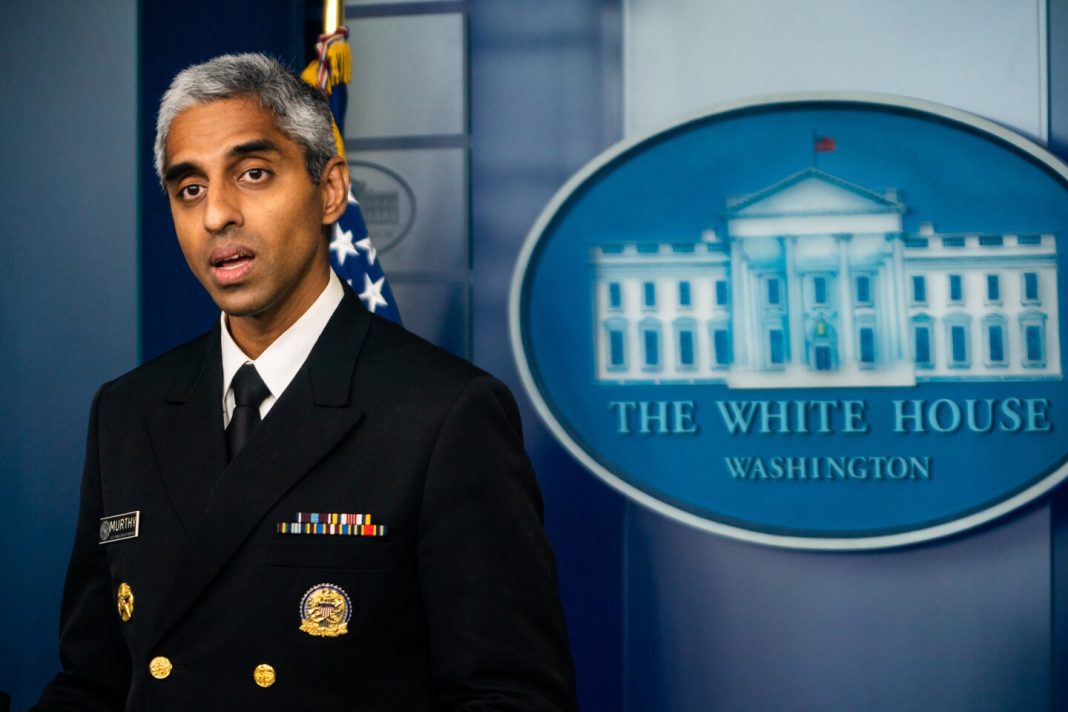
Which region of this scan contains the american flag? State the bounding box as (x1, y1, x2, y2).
(329, 188, 401, 322)
(305, 25, 401, 323)
(814, 135, 837, 153)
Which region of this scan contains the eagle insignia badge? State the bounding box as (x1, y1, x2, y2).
(299, 583, 351, 637)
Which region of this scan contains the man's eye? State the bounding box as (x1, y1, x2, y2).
(178, 184, 203, 200)
(243, 168, 269, 182)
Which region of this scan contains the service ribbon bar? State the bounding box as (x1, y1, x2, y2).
(277, 514, 388, 537)
(295, 512, 373, 525)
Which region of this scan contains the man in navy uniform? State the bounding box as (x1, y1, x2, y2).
(35, 53, 577, 711)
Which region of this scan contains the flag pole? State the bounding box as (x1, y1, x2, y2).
(302, 0, 350, 159)
(324, 0, 342, 35)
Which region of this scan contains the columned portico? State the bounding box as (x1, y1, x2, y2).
(835, 233, 856, 367)
(890, 234, 908, 360)
(784, 235, 804, 369)
(730, 243, 750, 366)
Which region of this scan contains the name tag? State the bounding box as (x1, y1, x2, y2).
(99, 511, 140, 544)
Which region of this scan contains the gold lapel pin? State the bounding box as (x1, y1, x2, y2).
(117, 582, 134, 622)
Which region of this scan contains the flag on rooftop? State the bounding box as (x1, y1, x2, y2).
(814, 135, 837, 153)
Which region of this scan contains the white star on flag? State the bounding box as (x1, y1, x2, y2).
(358, 273, 389, 313)
(330, 225, 358, 267)
(355, 236, 377, 266)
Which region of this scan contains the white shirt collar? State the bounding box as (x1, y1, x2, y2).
(220, 269, 345, 425)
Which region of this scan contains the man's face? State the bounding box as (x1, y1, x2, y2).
(163, 97, 343, 333)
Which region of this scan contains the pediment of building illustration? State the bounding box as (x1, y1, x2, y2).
(726, 168, 905, 218)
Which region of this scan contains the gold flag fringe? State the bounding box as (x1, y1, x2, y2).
(301, 29, 352, 160)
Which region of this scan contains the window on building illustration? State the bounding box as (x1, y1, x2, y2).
(1022, 319, 1046, 367)
(912, 275, 926, 304)
(1026, 326, 1042, 362)
(678, 281, 692, 308)
(859, 327, 876, 365)
(982, 313, 1008, 367)
(855, 275, 872, 305)
(643, 281, 656, 309)
(604, 318, 628, 370)
(608, 282, 622, 310)
(979, 235, 1003, 247)
(951, 326, 967, 364)
(642, 327, 660, 369)
(987, 323, 1005, 365)
(914, 326, 932, 368)
(769, 329, 785, 365)
(986, 274, 1000, 303)
(813, 276, 828, 305)
(948, 274, 963, 303)
(767, 278, 781, 306)
(677, 329, 695, 368)
(814, 346, 832, 371)
(713, 328, 730, 367)
(1022, 272, 1039, 304)
(947, 321, 970, 368)
(608, 329, 626, 368)
(715, 280, 729, 306)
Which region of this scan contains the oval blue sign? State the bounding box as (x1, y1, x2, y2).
(510, 93, 1068, 549)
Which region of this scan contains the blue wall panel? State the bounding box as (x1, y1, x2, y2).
(625, 506, 1051, 711)
(468, 3, 625, 708)
(0, 2, 138, 709)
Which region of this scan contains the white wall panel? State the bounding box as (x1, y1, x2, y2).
(346, 13, 465, 138)
(624, 0, 1047, 141)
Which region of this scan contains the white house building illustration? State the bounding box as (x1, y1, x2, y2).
(592, 168, 1061, 387)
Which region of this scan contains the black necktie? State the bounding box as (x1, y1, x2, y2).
(226, 363, 270, 460)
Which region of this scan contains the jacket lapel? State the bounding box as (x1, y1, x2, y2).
(146, 329, 229, 536)
(149, 291, 372, 648)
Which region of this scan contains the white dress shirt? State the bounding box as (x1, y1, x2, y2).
(220, 270, 345, 427)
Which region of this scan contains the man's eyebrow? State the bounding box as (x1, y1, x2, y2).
(229, 139, 282, 158)
(163, 161, 201, 185)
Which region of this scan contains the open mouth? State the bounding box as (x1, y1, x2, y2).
(209, 246, 255, 283)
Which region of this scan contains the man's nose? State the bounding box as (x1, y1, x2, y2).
(203, 183, 243, 234)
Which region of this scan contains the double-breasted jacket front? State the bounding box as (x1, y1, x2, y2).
(35, 291, 578, 711)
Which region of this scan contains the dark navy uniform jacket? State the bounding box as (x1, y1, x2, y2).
(35, 289, 578, 711)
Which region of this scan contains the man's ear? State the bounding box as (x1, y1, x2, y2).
(320, 156, 350, 225)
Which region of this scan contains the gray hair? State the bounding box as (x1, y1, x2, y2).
(154, 53, 336, 186)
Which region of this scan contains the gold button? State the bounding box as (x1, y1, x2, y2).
(117, 582, 134, 622)
(253, 663, 276, 688)
(149, 656, 172, 680)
